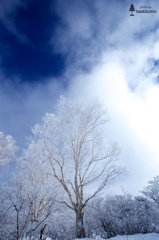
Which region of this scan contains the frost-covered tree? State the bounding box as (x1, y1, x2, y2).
(0, 142, 58, 240)
(15, 151, 59, 240)
(48, 204, 76, 240)
(0, 180, 57, 239)
(0, 132, 18, 238)
(0, 131, 18, 169)
(0, 185, 13, 239)
(142, 176, 159, 205)
(23, 96, 123, 238)
(86, 194, 158, 238)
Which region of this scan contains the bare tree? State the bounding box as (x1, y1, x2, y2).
(25, 96, 124, 238)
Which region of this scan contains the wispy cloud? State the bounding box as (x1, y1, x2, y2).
(0, 0, 28, 43)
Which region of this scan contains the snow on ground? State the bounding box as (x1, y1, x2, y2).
(75, 233, 159, 240)
(109, 233, 159, 239)
(23, 233, 159, 240)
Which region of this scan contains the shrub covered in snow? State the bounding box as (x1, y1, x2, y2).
(85, 194, 159, 238)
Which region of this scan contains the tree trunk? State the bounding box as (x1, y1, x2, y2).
(40, 224, 47, 240)
(76, 207, 85, 238)
(16, 209, 20, 240)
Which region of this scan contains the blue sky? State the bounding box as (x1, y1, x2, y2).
(0, 0, 159, 194)
(0, 0, 65, 82)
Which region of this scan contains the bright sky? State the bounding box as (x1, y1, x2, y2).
(0, 0, 159, 195)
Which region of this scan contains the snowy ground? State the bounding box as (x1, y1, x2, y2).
(23, 233, 159, 240)
(108, 233, 159, 239)
(75, 233, 159, 240)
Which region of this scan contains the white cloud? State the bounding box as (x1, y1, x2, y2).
(61, 1, 159, 194)
(66, 54, 159, 194)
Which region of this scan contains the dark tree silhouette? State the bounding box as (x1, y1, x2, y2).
(129, 4, 135, 16)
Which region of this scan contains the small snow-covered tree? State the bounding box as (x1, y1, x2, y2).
(0, 132, 18, 169)
(24, 96, 124, 238)
(142, 176, 159, 205)
(133, 196, 158, 233)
